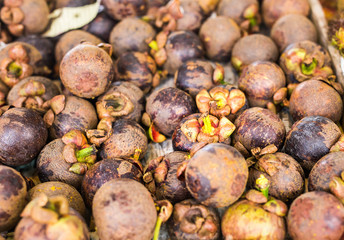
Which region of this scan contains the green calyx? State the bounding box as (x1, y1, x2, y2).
(301, 58, 318, 75)
(202, 115, 213, 135)
(76, 145, 97, 163)
(7, 61, 22, 77)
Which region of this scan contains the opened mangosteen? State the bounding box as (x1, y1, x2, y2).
(14, 194, 89, 240)
(109, 17, 156, 57)
(287, 191, 344, 240)
(231, 34, 279, 72)
(93, 179, 157, 240)
(233, 107, 286, 157)
(262, 0, 310, 28)
(103, 0, 148, 20)
(199, 16, 241, 61)
(145, 87, 196, 141)
(83, 12, 116, 42)
(0, 0, 49, 36)
(270, 14, 317, 51)
(289, 79, 343, 122)
(168, 199, 220, 240)
(284, 116, 341, 173)
(0, 107, 47, 166)
(82, 158, 143, 207)
(185, 143, 248, 208)
(238, 61, 287, 110)
(114, 51, 157, 94)
(0, 165, 27, 232)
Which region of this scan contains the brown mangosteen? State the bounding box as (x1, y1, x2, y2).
(270, 14, 317, 52)
(103, 0, 148, 20)
(49, 95, 98, 139)
(93, 179, 157, 240)
(82, 158, 143, 207)
(99, 119, 148, 160)
(168, 199, 220, 240)
(231, 34, 279, 71)
(0, 107, 47, 166)
(82, 11, 116, 42)
(248, 152, 305, 203)
(14, 194, 89, 240)
(216, 0, 260, 33)
(144, 151, 191, 203)
(0, 80, 9, 106)
(233, 107, 286, 157)
(114, 51, 157, 94)
(28, 181, 87, 220)
(163, 30, 204, 74)
(308, 152, 344, 192)
(289, 79, 343, 122)
(60, 42, 114, 99)
(185, 143, 248, 207)
(238, 61, 286, 109)
(175, 0, 205, 31)
(109, 17, 156, 57)
(279, 41, 333, 83)
(287, 191, 344, 240)
(145, 87, 196, 138)
(55, 30, 102, 65)
(199, 16, 241, 62)
(0, 0, 49, 36)
(0, 165, 27, 232)
(262, 0, 310, 28)
(284, 116, 341, 173)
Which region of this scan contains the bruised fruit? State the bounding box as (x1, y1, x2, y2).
(287, 191, 344, 240)
(168, 199, 220, 240)
(146, 87, 196, 137)
(82, 158, 143, 207)
(270, 14, 317, 51)
(284, 116, 341, 172)
(185, 143, 248, 207)
(93, 179, 157, 240)
(109, 17, 156, 57)
(199, 16, 241, 61)
(289, 79, 343, 122)
(60, 42, 114, 99)
(0, 165, 27, 232)
(0, 107, 47, 166)
(231, 34, 279, 71)
(103, 0, 148, 20)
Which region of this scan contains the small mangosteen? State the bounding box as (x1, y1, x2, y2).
(109, 17, 156, 57)
(284, 116, 341, 173)
(103, 0, 148, 20)
(199, 16, 241, 62)
(168, 199, 220, 240)
(0, 165, 27, 232)
(185, 143, 248, 208)
(83, 11, 116, 42)
(289, 79, 343, 122)
(231, 34, 279, 71)
(93, 179, 157, 240)
(0, 107, 47, 166)
(270, 14, 317, 52)
(175, 0, 205, 31)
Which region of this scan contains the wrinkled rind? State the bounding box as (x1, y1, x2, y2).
(0, 108, 48, 166)
(287, 191, 344, 240)
(284, 116, 341, 173)
(185, 143, 248, 208)
(146, 87, 196, 137)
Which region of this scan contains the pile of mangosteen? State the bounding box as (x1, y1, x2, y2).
(0, 0, 344, 239)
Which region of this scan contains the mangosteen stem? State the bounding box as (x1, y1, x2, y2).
(256, 174, 270, 199)
(202, 115, 212, 135)
(76, 145, 97, 162)
(7, 61, 22, 77)
(301, 58, 317, 75)
(153, 216, 163, 240)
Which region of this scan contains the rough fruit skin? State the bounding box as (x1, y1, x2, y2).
(287, 191, 344, 240)
(93, 179, 157, 240)
(60, 44, 114, 98)
(185, 143, 248, 208)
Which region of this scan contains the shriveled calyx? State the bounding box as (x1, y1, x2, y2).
(0, 44, 33, 87)
(62, 129, 97, 175)
(0, 0, 25, 36)
(12, 80, 46, 111)
(240, 3, 261, 34)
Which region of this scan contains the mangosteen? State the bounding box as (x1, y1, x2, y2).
(289, 79, 343, 122)
(175, 0, 205, 31)
(168, 199, 220, 240)
(55, 0, 95, 8)
(185, 143, 248, 208)
(0, 165, 27, 232)
(83, 11, 116, 42)
(0, 107, 48, 166)
(231, 34, 279, 71)
(270, 14, 317, 52)
(284, 116, 341, 173)
(93, 179, 157, 240)
(103, 0, 148, 20)
(199, 16, 241, 62)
